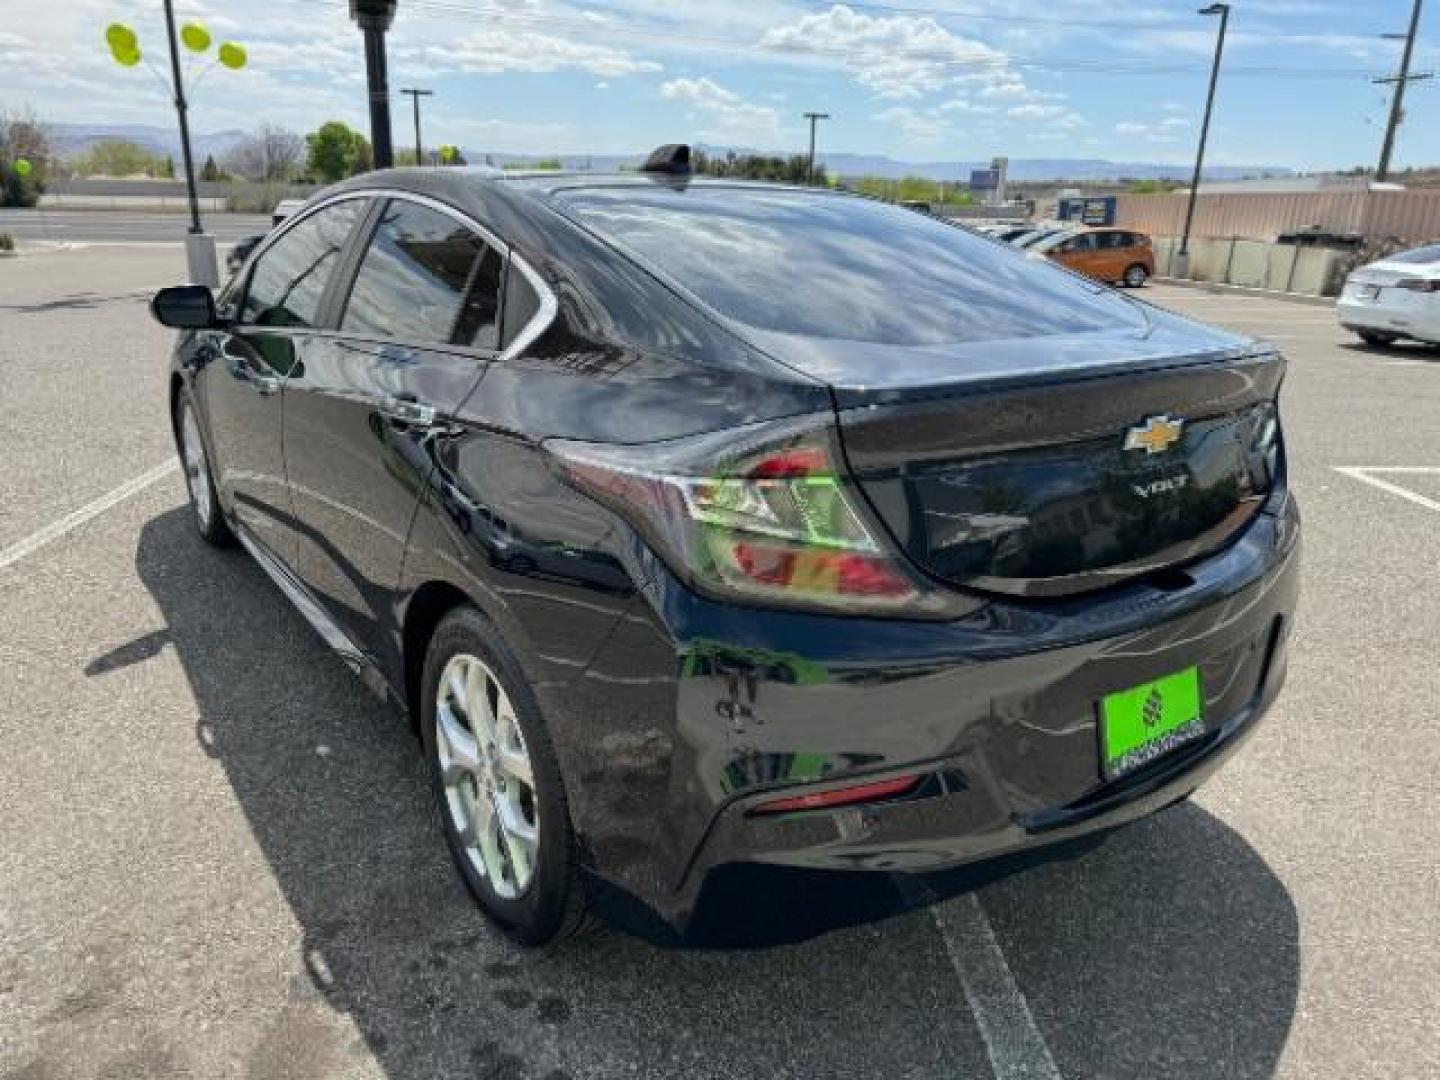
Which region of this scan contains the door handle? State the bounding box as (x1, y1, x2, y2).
(380, 395, 437, 427)
(248, 372, 281, 396)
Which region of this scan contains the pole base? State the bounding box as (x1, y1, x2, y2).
(1171, 250, 1192, 280)
(185, 233, 220, 288)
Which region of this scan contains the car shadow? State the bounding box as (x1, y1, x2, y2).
(113, 505, 1300, 1079)
(1339, 339, 1440, 359)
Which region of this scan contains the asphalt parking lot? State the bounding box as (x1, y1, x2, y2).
(1, 239, 1437, 1080)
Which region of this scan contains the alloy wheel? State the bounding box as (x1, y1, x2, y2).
(180, 403, 212, 531)
(435, 653, 540, 899)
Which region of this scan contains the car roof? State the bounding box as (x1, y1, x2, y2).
(323, 166, 833, 206)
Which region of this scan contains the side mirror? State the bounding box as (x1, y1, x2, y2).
(150, 285, 220, 330)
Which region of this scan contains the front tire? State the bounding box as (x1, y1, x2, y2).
(1123, 263, 1150, 288)
(175, 389, 233, 547)
(420, 606, 588, 945)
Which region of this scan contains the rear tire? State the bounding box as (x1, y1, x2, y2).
(174, 388, 233, 547)
(420, 605, 589, 946)
(1123, 263, 1149, 288)
(1357, 330, 1399, 347)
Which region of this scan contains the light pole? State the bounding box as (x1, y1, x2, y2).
(400, 87, 432, 165)
(803, 111, 830, 185)
(1375, 0, 1429, 182)
(1178, 3, 1229, 273)
(350, 0, 397, 169)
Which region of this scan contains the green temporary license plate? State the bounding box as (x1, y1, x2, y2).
(1099, 667, 1204, 779)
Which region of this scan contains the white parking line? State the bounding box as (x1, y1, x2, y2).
(931, 896, 1063, 1080)
(1333, 466, 1440, 514)
(0, 461, 179, 572)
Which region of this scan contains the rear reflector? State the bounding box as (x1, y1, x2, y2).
(750, 774, 922, 816)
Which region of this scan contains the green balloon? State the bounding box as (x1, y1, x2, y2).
(112, 43, 142, 67)
(217, 41, 246, 70)
(105, 23, 138, 52)
(15, 159, 32, 177)
(181, 23, 211, 53)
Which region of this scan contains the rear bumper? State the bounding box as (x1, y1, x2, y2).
(1338, 295, 1440, 342)
(557, 493, 1300, 937)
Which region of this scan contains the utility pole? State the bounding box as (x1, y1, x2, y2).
(803, 111, 830, 185)
(1375, 0, 1431, 182)
(350, 0, 397, 169)
(1179, 3, 1230, 270)
(400, 87, 432, 165)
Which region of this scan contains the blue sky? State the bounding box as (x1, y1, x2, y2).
(4, 0, 1438, 169)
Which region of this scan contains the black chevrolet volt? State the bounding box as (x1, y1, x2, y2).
(151, 147, 1299, 945)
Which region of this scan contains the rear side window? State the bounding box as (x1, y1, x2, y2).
(1387, 244, 1440, 265)
(557, 189, 1143, 346)
(243, 199, 363, 327)
(341, 199, 504, 348)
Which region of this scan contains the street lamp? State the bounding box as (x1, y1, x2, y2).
(803, 111, 830, 186)
(350, 0, 397, 169)
(1178, 2, 1229, 274)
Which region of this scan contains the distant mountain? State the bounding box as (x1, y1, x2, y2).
(48, 123, 249, 162)
(46, 123, 1292, 183)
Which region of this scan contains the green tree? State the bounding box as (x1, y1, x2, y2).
(199, 154, 224, 182)
(160, 155, 176, 179)
(0, 109, 50, 207)
(305, 121, 370, 183)
(73, 138, 162, 177)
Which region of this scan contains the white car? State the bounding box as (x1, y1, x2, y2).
(1337, 243, 1440, 347)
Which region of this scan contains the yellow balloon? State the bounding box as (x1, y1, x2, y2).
(15, 159, 32, 177)
(181, 23, 211, 53)
(105, 23, 137, 52)
(112, 44, 142, 67)
(217, 41, 247, 70)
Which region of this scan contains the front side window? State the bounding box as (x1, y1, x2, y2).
(341, 199, 504, 348)
(556, 188, 1142, 346)
(243, 200, 363, 328)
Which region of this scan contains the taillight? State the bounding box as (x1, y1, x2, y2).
(548, 416, 965, 617)
(1396, 278, 1440, 293)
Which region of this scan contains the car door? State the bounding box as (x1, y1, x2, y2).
(201, 197, 367, 564)
(1055, 232, 1101, 279)
(282, 195, 506, 675)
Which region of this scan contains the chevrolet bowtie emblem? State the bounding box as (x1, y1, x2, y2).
(1124, 415, 1185, 455)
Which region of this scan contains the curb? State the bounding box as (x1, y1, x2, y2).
(1152, 276, 1336, 308)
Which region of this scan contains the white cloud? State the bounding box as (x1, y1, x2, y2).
(660, 76, 781, 141)
(419, 29, 661, 77)
(760, 4, 1011, 100)
(1114, 117, 1191, 142)
(873, 105, 948, 144)
(936, 98, 996, 115)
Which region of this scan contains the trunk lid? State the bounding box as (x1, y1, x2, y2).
(832, 334, 1283, 599)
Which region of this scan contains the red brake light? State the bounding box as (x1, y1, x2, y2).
(751, 774, 923, 815)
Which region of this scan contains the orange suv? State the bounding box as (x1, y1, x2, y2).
(1037, 228, 1154, 287)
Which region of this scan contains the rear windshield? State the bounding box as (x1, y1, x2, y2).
(555, 187, 1145, 346)
(1386, 244, 1440, 265)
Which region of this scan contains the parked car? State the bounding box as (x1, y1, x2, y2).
(1337, 242, 1440, 347)
(992, 225, 1037, 243)
(1036, 227, 1155, 287)
(1010, 226, 1071, 249)
(271, 197, 306, 227)
(150, 148, 1298, 946)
